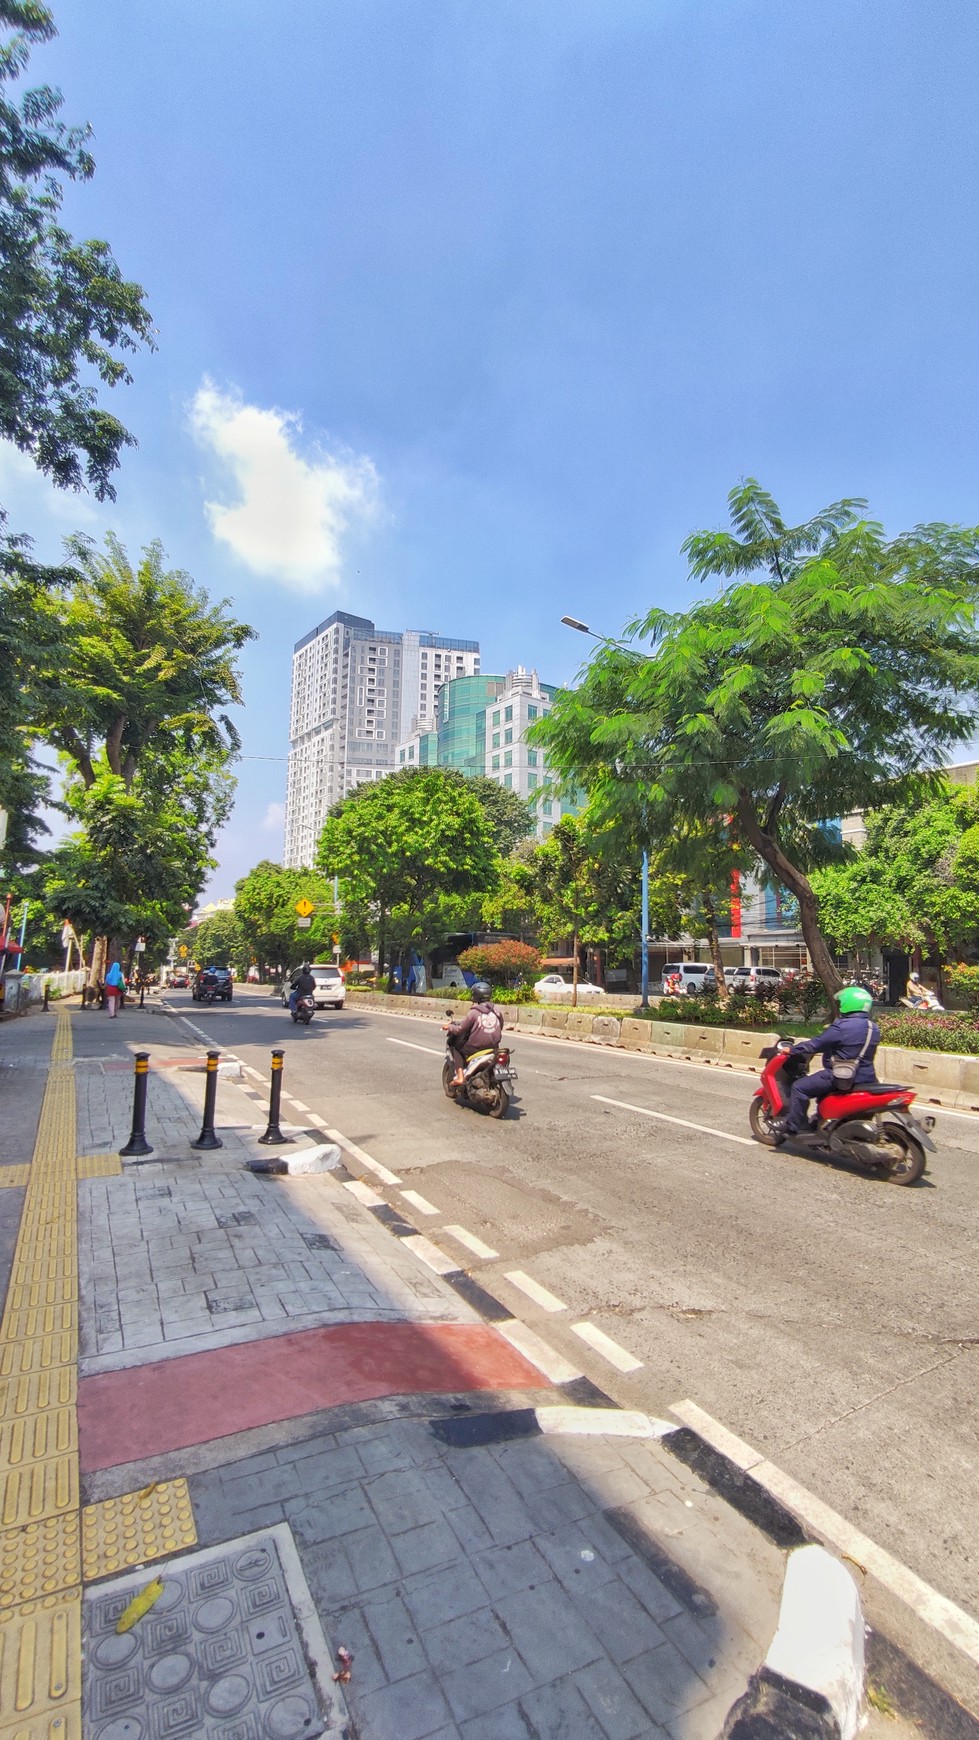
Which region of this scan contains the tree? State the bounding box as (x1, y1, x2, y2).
(233, 861, 337, 977)
(533, 482, 979, 994)
(0, 2, 153, 499)
(465, 777, 535, 856)
(187, 909, 245, 973)
(456, 940, 541, 987)
(32, 534, 254, 789)
(812, 783, 979, 965)
(318, 767, 498, 989)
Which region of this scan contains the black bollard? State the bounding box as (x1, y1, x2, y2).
(138, 980, 146, 1011)
(191, 1050, 223, 1150)
(120, 1052, 154, 1157)
(257, 1048, 293, 1145)
(42, 982, 49, 1012)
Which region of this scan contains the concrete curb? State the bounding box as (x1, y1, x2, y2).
(720, 1544, 864, 1739)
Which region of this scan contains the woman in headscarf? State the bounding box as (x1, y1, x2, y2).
(104, 960, 125, 1018)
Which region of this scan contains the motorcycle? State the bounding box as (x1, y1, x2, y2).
(441, 1035, 516, 1118)
(749, 1038, 935, 1185)
(290, 993, 315, 1026)
(899, 988, 945, 1013)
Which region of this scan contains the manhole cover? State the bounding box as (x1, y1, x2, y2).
(83, 1528, 344, 1738)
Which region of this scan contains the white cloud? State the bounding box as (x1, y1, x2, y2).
(191, 381, 378, 591)
(260, 801, 286, 834)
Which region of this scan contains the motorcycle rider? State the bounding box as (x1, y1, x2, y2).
(289, 962, 316, 1016)
(773, 984, 879, 1136)
(444, 980, 503, 1087)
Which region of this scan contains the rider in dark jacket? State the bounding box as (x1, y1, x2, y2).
(778, 985, 879, 1133)
(445, 981, 503, 1086)
(289, 964, 316, 1014)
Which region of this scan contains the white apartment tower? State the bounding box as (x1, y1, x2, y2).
(284, 612, 480, 867)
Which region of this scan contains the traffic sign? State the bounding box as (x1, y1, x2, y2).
(179, 944, 188, 957)
(297, 916, 312, 929)
(295, 897, 315, 918)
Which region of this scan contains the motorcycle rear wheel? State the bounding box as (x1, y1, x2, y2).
(488, 1083, 510, 1120)
(749, 1097, 784, 1147)
(441, 1060, 458, 1100)
(880, 1123, 926, 1186)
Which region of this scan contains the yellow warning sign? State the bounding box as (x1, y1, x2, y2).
(294, 897, 315, 918)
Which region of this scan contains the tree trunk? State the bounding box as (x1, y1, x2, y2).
(88, 934, 107, 993)
(571, 928, 579, 1008)
(736, 792, 843, 995)
(701, 893, 729, 1002)
(376, 908, 386, 992)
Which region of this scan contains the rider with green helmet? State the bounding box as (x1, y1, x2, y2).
(775, 983, 879, 1135)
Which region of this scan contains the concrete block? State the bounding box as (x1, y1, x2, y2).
(565, 1010, 596, 1039)
(886, 1046, 962, 1093)
(516, 1007, 544, 1029)
(722, 1030, 777, 1062)
(960, 1057, 979, 1094)
(217, 1060, 242, 1080)
(644, 1021, 685, 1049)
(542, 1007, 570, 1033)
(589, 1015, 622, 1044)
(683, 1025, 723, 1054)
(619, 1019, 653, 1051)
(248, 1142, 342, 1177)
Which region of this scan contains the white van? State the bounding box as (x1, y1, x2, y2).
(660, 963, 716, 996)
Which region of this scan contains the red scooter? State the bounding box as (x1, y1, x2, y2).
(750, 1039, 935, 1185)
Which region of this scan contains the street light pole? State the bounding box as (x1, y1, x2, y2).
(561, 616, 651, 1010)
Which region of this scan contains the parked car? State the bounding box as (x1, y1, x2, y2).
(725, 966, 783, 994)
(280, 963, 346, 1009)
(534, 973, 607, 1001)
(660, 963, 716, 996)
(192, 966, 233, 1002)
(169, 971, 189, 989)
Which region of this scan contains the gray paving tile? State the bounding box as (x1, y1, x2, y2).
(622, 1640, 711, 1725)
(362, 1590, 428, 1683)
(425, 1605, 511, 1675)
(365, 1468, 443, 1534)
(567, 1575, 667, 1664)
(472, 1539, 551, 1601)
(441, 1646, 535, 1722)
(288, 1484, 376, 1543)
(402, 1563, 491, 1634)
(493, 1582, 604, 1681)
(355, 1669, 452, 1740)
(391, 1520, 463, 1578)
(460, 1701, 532, 1740)
(342, 1524, 402, 1596)
(519, 1678, 609, 1739)
(575, 1657, 666, 1740)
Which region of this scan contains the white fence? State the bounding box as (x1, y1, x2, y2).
(0, 968, 87, 1016)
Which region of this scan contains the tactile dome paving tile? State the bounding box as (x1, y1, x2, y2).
(0, 1515, 81, 1608)
(81, 1480, 197, 1582)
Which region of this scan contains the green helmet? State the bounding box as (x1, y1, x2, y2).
(837, 985, 873, 1014)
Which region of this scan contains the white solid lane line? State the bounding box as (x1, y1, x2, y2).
(321, 1127, 402, 1186)
(503, 1270, 567, 1313)
(442, 1225, 499, 1261)
(592, 1094, 756, 1147)
(401, 1188, 439, 1216)
(670, 1400, 979, 1668)
(571, 1320, 643, 1373)
(387, 1037, 444, 1057)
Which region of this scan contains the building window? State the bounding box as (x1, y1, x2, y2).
(409, 745, 415, 759)
(504, 751, 512, 768)
(504, 728, 512, 745)
(491, 755, 500, 770)
(527, 773, 537, 790)
(492, 710, 500, 726)
(399, 750, 405, 763)
(504, 774, 512, 788)
(527, 705, 537, 720)
(527, 749, 537, 767)
(542, 800, 553, 816)
(492, 732, 500, 749)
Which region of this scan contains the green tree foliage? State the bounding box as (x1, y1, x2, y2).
(317, 767, 497, 987)
(187, 909, 245, 973)
(464, 777, 535, 856)
(812, 784, 979, 961)
(534, 481, 979, 994)
(0, 2, 153, 498)
(233, 861, 337, 976)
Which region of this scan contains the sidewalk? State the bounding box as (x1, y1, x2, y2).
(0, 1001, 896, 1739)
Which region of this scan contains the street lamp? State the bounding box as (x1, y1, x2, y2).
(560, 615, 651, 1010)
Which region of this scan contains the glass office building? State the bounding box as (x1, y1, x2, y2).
(436, 674, 507, 776)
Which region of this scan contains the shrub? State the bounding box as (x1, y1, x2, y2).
(457, 941, 541, 985)
(946, 964, 979, 1016)
(491, 983, 537, 1004)
(878, 1009, 979, 1055)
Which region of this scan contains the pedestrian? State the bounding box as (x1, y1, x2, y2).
(104, 960, 125, 1018)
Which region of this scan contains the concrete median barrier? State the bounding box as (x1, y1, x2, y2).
(620, 1018, 654, 1051)
(721, 1029, 778, 1064)
(683, 1024, 724, 1054)
(589, 1014, 622, 1045)
(542, 1006, 570, 1035)
(565, 1009, 596, 1039)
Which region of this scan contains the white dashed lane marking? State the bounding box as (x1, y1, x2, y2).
(498, 1320, 582, 1385)
(592, 1094, 756, 1147)
(571, 1320, 643, 1373)
(343, 1179, 385, 1208)
(387, 1037, 444, 1057)
(503, 1270, 567, 1313)
(400, 1189, 439, 1217)
(401, 1234, 461, 1277)
(442, 1225, 499, 1261)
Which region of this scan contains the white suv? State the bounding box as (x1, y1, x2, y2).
(281, 964, 346, 1009)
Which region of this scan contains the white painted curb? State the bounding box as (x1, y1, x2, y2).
(766, 1545, 865, 1740)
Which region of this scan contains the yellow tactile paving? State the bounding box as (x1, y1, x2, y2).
(0, 1516, 80, 1609)
(0, 1589, 81, 1731)
(74, 1154, 121, 1178)
(0, 1012, 83, 1736)
(81, 1480, 197, 1582)
(0, 1168, 30, 1190)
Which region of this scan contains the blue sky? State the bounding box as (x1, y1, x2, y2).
(6, 0, 979, 893)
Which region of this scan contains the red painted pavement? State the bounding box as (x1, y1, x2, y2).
(78, 1321, 545, 1471)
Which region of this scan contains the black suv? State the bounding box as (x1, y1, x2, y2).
(192, 966, 233, 1002)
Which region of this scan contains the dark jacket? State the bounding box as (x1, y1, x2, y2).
(291, 969, 316, 996)
(448, 1001, 503, 1055)
(792, 1013, 880, 1083)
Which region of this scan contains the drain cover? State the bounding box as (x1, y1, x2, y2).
(83, 1529, 340, 1738)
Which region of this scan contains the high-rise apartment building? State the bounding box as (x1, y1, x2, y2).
(284, 612, 479, 867)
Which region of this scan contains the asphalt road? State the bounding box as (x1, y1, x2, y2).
(170, 985, 979, 1649)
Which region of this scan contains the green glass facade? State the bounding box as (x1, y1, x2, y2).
(436, 674, 506, 776)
